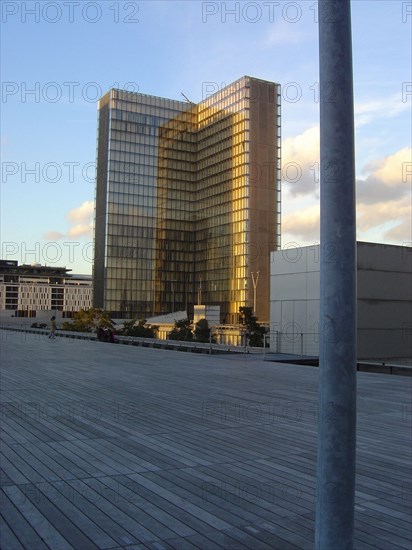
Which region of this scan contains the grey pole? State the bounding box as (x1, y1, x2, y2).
(315, 1, 357, 549)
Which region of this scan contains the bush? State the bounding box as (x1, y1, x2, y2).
(61, 308, 113, 333)
(194, 318, 215, 343)
(117, 318, 158, 338)
(168, 318, 193, 341)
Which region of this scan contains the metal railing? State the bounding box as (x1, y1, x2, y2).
(264, 331, 320, 358)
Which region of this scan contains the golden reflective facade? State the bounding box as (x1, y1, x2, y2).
(94, 76, 281, 323)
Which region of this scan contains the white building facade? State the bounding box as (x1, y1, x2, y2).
(0, 261, 92, 318)
(270, 242, 412, 360)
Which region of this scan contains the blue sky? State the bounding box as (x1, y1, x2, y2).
(1, 0, 411, 274)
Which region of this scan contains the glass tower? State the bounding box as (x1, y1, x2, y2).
(93, 76, 281, 323)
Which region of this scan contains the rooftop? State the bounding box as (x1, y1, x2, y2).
(0, 261, 72, 277)
(1, 330, 411, 549)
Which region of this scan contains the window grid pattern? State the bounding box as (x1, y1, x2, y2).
(94, 78, 281, 322)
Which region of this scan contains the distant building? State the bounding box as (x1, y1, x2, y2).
(93, 76, 281, 323)
(269, 242, 412, 360)
(0, 260, 92, 318)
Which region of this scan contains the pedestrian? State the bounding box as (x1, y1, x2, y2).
(49, 316, 57, 340)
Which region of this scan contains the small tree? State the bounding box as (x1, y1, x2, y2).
(239, 306, 266, 347)
(168, 318, 193, 341)
(61, 308, 113, 333)
(194, 318, 215, 343)
(118, 318, 158, 338)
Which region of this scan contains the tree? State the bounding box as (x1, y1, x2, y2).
(194, 318, 214, 343)
(118, 318, 158, 338)
(239, 306, 266, 347)
(168, 318, 193, 341)
(61, 308, 113, 333)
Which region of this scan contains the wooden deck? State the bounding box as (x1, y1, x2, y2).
(1, 330, 411, 549)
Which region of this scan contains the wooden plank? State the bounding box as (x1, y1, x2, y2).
(142, 469, 256, 527)
(1, 441, 61, 484)
(0, 515, 26, 550)
(164, 535, 207, 550)
(355, 516, 411, 550)
(32, 480, 120, 549)
(47, 440, 112, 477)
(188, 528, 251, 549)
(219, 525, 284, 550)
(114, 474, 236, 539)
(52, 479, 144, 547)
(1, 331, 411, 550)
(99, 475, 198, 538)
(88, 476, 185, 541)
(127, 473, 232, 532)
(170, 533, 225, 550)
(64, 478, 159, 544)
(2, 487, 70, 549)
(0, 454, 31, 486)
(15, 482, 99, 549)
(355, 507, 412, 540)
(245, 522, 308, 550)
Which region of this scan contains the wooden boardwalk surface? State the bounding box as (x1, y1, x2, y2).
(1, 330, 411, 549)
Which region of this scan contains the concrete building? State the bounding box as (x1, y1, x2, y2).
(193, 305, 220, 326)
(93, 76, 281, 323)
(0, 260, 92, 319)
(269, 242, 412, 359)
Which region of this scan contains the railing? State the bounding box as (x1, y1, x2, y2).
(0, 325, 256, 355)
(2, 325, 410, 374)
(264, 331, 320, 358)
(213, 323, 269, 347)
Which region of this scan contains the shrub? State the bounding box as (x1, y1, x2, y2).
(117, 318, 158, 338)
(168, 318, 193, 341)
(194, 318, 215, 343)
(61, 308, 113, 333)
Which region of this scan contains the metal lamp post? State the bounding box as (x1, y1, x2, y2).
(251, 271, 260, 315)
(315, 1, 357, 548)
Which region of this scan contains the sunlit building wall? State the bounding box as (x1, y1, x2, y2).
(0, 261, 92, 317)
(93, 91, 192, 317)
(94, 76, 281, 323)
(195, 77, 281, 322)
(155, 107, 198, 316)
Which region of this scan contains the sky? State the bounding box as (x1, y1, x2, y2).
(1, 0, 411, 274)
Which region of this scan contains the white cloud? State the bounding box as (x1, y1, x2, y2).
(43, 200, 94, 241)
(384, 216, 412, 242)
(67, 201, 94, 224)
(282, 125, 320, 197)
(356, 147, 412, 204)
(355, 95, 411, 128)
(357, 197, 411, 233)
(68, 224, 93, 239)
(370, 147, 411, 186)
(282, 204, 320, 244)
(282, 129, 411, 203)
(43, 231, 65, 241)
(282, 143, 411, 246)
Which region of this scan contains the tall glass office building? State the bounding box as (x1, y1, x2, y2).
(93, 76, 281, 323)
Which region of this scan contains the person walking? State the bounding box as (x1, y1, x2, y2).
(49, 316, 57, 340)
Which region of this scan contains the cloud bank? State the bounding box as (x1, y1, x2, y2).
(281, 126, 411, 246)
